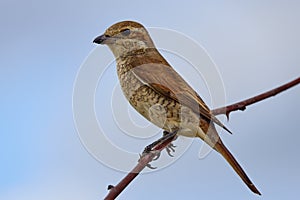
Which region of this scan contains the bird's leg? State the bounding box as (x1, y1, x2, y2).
(142, 130, 178, 160)
(140, 130, 178, 169)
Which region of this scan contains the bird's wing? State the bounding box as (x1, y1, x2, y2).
(131, 61, 232, 134)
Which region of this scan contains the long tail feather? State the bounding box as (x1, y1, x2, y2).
(214, 141, 261, 195)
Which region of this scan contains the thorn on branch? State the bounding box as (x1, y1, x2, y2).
(238, 104, 246, 111)
(107, 185, 114, 190)
(212, 77, 300, 117)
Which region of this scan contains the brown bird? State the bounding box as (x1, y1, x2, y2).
(93, 21, 261, 195)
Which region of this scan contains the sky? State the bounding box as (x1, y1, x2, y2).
(1, 0, 300, 199)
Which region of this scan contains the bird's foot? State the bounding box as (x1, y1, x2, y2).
(140, 130, 178, 169)
(142, 141, 162, 163)
(138, 153, 158, 169)
(162, 131, 177, 157)
(165, 142, 176, 157)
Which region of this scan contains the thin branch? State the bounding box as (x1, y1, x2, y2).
(104, 134, 176, 200)
(104, 76, 300, 199)
(212, 77, 300, 118)
(104, 152, 156, 200)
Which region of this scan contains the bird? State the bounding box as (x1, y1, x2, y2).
(93, 20, 261, 195)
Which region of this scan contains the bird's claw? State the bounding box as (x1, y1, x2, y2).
(152, 151, 161, 160)
(146, 163, 157, 169)
(139, 151, 159, 169)
(140, 143, 159, 169)
(166, 142, 176, 157)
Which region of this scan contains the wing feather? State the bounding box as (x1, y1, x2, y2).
(130, 55, 231, 134)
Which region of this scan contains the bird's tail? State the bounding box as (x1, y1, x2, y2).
(214, 141, 261, 195)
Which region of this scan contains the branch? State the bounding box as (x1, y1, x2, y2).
(104, 133, 176, 200)
(104, 153, 156, 200)
(104, 76, 300, 199)
(212, 77, 300, 118)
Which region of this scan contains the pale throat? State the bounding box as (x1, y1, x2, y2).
(108, 39, 150, 58)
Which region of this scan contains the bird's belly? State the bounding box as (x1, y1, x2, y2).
(118, 73, 202, 137)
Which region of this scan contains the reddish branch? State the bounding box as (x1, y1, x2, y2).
(212, 77, 300, 118)
(104, 77, 300, 200)
(104, 134, 176, 200)
(104, 152, 156, 200)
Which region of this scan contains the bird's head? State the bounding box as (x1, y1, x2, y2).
(93, 21, 155, 58)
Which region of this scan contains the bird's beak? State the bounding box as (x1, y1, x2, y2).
(93, 34, 108, 45)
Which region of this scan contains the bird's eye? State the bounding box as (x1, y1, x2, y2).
(120, 28, 131, 36)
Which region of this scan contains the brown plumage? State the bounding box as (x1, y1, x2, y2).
(93, 21, 261, 195)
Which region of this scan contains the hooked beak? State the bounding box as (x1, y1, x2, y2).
(93, 34, 109, 44)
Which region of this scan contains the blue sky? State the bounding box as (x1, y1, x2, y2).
(1, 1, 300, 199)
